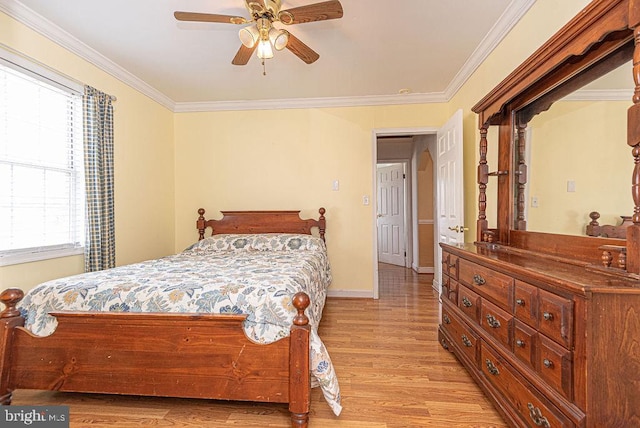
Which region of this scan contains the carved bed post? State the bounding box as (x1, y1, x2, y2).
(627, 21, 640, 274)
(0, 288, 25, 405)
(288, 292, 311, 428)
(477, 127, 489, 242)
(197, 208, 207, 240)
(317, 207, 326, 242)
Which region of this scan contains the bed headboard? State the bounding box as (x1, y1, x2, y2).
(196, 208, 326, 242)
(586, 211, 632, 239)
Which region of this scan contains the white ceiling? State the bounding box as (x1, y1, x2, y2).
(2, 0, 535, 110)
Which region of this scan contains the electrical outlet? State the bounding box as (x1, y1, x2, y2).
(363, 195, 370, 205)
(531, 196, 539, 208)
(567, 180, 576, 192)
(332, 180, 339, 191)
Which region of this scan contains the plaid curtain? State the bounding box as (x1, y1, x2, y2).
(83, 86, 115, 272)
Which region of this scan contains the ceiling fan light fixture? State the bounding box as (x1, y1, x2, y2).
(269, 28, 289, 51)
(239, 25, 260, 48)
(257, 39, 274, 59)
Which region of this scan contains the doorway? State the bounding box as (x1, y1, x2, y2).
(377, 162, 407, 267)
(372, 110, 464, 299)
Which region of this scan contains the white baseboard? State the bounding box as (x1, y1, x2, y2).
(327, 289, 375, 298)
(432, 278, 441, 293)
(411, 265, 434, 274)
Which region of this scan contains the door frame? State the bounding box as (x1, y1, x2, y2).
(372, 127, 438, 299)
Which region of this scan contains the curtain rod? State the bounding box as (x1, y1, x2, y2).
(0, 42, 117, 101)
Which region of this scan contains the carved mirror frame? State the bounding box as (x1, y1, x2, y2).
(472, 0, 640, 276)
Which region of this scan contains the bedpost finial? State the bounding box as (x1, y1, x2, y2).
(318, 208, 326, 242)
(0, 288, 24, 318)
(292, 292, 310, 326)
(197, 208, 207, 240)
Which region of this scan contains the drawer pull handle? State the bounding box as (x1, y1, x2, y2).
(486, 314, 501, 328)
(448, 262, 457, 269)
(461, 335, 473, 347)
(543, 312, 554, 321)
(543, 359, 554, 369)
(485, 359, 500, 375)
(440, 338, 449, 350)
(516, 339, 525, 348)
(527, 403, 551, 428)
(443, 314, 451, 324)
(473, 274, 486, 285)
(462, 296, 473, 308)
(516, 298, 525, 306)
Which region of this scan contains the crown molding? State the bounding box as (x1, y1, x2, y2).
(444, 0, 536, 100)
(173, 91, 448, 112)
(0, 0, 175, 111)
(563, 88, 632, 101)
(2, 0, 533, 113)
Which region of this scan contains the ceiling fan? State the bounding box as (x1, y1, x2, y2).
(174, 0, 344, 67)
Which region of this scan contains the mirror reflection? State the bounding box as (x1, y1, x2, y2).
(515, 61, 633, 236)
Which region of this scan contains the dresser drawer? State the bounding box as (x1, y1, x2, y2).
(459, 259, 514, 312)
(458, 284, 480, 323)
(480, 342, 575, 428)
(515, 280, 538, 328)
(442, 304, 479, 366)
(514, 319, 537, 369)
(538, 289, 573, 348)
(538, 334, 573, 400)
(443, 278, 458, 304)
(442, 275, 451, 301)
(442, 252, 459, 280)
(481, 299, 513, 349)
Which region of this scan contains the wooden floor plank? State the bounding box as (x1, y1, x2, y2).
(10, 263, 507, 427)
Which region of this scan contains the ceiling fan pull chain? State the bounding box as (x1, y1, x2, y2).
(262, 59, 267, 76)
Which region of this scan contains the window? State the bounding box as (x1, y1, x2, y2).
(0, 55, 85, 266)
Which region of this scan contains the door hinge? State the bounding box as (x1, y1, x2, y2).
(403, 173, 406, 179)
(404, 251, 407, 257)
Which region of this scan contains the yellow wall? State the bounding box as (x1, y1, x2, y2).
(417, 151, 434, 268)
(448, 0, 591, 242)
(527, 100, 630, 234)
(0, 12, 176, 291)
(174, 105, 449, 293)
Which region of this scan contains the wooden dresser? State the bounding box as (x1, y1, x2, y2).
(437, 1, 640, 426)
(439, 243, 640, 427)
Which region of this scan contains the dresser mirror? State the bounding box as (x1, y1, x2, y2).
(472, 0, 640, 273)
(513, 60, 633, 236)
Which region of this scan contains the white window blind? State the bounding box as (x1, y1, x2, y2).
(0, 60, 85, 266)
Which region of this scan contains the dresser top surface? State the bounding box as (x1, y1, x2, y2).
(442, 242, 640, 295)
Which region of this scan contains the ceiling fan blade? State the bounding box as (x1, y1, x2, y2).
(174, 11, 247, 24)
(232, 44, 258, 65)
(286, 33, 320, 64)
(279, 0, 343, 25)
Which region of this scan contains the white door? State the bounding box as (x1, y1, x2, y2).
(377, 163, 406, 266)
(436, 109, 464, 292)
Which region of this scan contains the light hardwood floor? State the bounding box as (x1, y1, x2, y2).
(12, 264, 507, 427)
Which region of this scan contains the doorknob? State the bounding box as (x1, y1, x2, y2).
(448, 225, 469, 233)
(377, 214, 383, 218)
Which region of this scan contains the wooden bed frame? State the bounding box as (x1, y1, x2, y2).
(0, 207, 327, 428)
(586, 211, 632, 239)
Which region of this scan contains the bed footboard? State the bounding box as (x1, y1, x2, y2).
(0, 289, 312, 428)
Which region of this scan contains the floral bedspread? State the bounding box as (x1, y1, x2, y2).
(19, 233, 341, 415)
